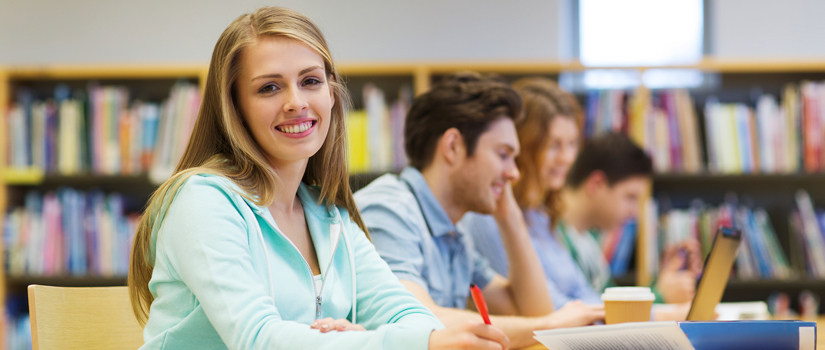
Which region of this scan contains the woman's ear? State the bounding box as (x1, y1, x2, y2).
(328, 74, 336, 105)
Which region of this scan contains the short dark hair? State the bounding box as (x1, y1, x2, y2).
(404, 72, 522, 170)
(566, 132, 653, 188)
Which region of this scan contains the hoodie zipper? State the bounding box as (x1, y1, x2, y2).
(314, 221, 341, 319)
(258, 209, 342, 321)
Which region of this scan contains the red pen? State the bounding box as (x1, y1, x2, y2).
(469, 284, 492, 325)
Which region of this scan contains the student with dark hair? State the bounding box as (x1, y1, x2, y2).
(558, 132, 701, 305)
(355, 73, 603, 349)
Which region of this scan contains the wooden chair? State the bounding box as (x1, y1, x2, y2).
(28, 285, 144, 350)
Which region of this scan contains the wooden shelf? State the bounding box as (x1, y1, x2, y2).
(654, 172, 825, 183)
(5, 275, 128, 302)
(695, 59, 825, 73)
(723, 278, 825, 312)
(726, 278, 825, 289)
(1, 168, 45, 185)
(350, 170, 398, 192)
(6, 275, 126, 289)
(337, 63, 421, 75)
(339, 58, 825, 75)
(4, 59, 825, 81)
(651, 172, 825, 209)
(4, 172, 156, 188)
(6, 64, 207, 80)
(3, 173, 158, 214)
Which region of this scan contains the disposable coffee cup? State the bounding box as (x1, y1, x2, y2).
(601, 287, 655, 324)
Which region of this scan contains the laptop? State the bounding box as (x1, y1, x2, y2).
(685, 226, 742, 321)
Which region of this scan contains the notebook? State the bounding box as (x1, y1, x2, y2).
(686, 226, 742, 321)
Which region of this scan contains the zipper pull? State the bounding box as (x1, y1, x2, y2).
(315, 295, 322, 319)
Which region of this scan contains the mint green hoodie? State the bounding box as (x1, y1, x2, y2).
(141, 174, 443, 349)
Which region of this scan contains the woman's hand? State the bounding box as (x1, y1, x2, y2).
(544, 300, 605, 328)
(653, 302, 692, 321)
(310, 318, 366, 333)
(429, 320, 509, 350)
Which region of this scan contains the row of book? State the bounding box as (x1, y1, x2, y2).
(346, 84, 410, 173)
(583, 81, 825, 174)
(7, 81, 825, 178)
(638, 189, 825, 281)
(4, 82, 200, 182)
(702, 84, 804, 174)
(584, 89, 704, 174)
(789, 190, 825, 279)
(2, 189, 138, 277)
(657, 199, 793, 280)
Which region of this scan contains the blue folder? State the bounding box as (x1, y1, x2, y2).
(680, 320, 817, 350)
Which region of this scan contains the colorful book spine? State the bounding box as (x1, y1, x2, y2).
(3, 82, 200, 180)
(609, 219, 637, 277)
(2, 189, 137, 277)
(794, 190, 825, 278)
(577, 80, 825, 175)
(149, 83, 202, 183)
(587, 89, 703, 173)
(4, 297, 31, 350)
(656, 198, 793, 279)
(345, 84, 412, 174)
(345, 110, 370, 173)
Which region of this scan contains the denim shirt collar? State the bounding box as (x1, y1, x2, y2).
(400, 167, 458, 238)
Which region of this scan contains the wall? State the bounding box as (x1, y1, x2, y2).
(0, 0, 564, 64)
(1, 0, 824, 65)
(710, 0, 825, 59)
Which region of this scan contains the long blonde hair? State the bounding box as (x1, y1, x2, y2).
(128, 6, 367, 325)
(511, 78, 583, 224)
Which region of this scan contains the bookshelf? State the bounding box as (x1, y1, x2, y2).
(0, 65, 207, 346)
(340, 60, 825, 311)
(3, 59, 825, 345)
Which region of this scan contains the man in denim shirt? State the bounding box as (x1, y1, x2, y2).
(355, 73, 602, 349)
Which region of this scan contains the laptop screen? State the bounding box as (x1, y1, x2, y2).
(686, 226, 742, 321)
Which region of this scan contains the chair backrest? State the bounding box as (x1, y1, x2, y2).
(28, 284, 144, 350)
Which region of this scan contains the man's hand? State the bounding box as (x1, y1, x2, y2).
(492, 183, 523, 229)
(656, 240, 702, 304)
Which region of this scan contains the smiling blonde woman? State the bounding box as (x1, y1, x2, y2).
(128, 6, 508, 350)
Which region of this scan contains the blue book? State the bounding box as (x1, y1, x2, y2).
(734, 105, 754, 172)
(680, 320, 816, 350)
(141, 103, 161, 161)
(610, 220, 637, 276)
(743, 208, 773, 278)
(535, 320, 816, 350)
(585, 91, 599, 137)
(17, 89, 34, 167)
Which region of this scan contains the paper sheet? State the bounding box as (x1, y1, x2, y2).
(534, 321, 695, 350)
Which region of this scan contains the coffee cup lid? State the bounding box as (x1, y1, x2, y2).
(601, 286, 655, 301)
